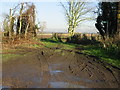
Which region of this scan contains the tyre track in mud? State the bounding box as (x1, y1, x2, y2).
(37, 50, 50, 88)
(2, 48, 120, 88)
(38, 48, 120, 88)
(51, 48, 119, 88)
(47, 49, 83, 88)
(66, 50, 119, 88)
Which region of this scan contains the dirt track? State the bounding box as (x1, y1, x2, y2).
(2, 48, 120, 88)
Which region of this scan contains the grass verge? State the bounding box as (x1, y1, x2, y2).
(82, 45, 120, 68)
(41, 38, 120, 68)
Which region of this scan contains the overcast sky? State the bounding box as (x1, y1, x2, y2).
(0, 1, 99, 33)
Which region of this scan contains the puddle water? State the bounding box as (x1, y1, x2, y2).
(49, 81, 86, 88)
(0, 86, 11, 88)
(49, 63, 91, 88)
(50, 70, 63, 75)
(48, 63, 94, 88)
(49, 64, 64, 75)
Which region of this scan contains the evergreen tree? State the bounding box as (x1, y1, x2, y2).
(95, 2, 119, 40)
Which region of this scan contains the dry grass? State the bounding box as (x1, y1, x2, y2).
(2, 36, 44, 51)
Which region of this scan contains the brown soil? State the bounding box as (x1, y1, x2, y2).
(2, 47, 120, 88)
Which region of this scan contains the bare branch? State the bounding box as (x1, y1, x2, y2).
(60, 0, 92, 36)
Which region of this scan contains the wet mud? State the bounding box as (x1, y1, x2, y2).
(2, 48, 120, 88)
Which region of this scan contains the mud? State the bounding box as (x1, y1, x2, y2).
(2, 48, 120, 88)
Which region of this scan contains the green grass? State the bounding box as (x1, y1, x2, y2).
(2, 43, 42, 62)
(41, 38, 78, 50)
(2, 54, 24, 62)
(2, 51, 35, 62)
(41, 38, 120, 68)
(82, 45, 120, 68)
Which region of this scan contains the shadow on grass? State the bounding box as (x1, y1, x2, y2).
(41, 33, 100, 47)
(41, 38, 60, 43)
(67, 34, 100, 45)
(41, 38, 79, 48)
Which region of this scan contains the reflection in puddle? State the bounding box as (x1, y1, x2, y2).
(50, 82, 86, 88)
(50, 70, 63, 75)
(49, 63, 91, 88)
(49, 64, 64, 75)
(0, 86, 11, 88)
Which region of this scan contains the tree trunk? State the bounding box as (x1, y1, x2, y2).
(33, 5, 36, 37)
(68, 25, 76, 37)
(18, 3, 24, 39)
(9, 9, 12, 38)
(25, 23, 29, 38)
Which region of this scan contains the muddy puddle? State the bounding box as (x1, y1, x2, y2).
(49, 82, 86, 88)
(2, 49, 120, 88)
(0, 86, 11, 89)
(50, 70, 63, 75)
(48, 64, 87, 88)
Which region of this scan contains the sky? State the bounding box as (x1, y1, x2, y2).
(0, 1, 99, 33)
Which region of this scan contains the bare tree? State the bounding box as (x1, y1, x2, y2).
(40, 21, 46, 33)
(18, 3, 24, 38)
(60, 0, 92, 36)
(9, 9, 16, 37)
(16, 3, 36, 37)
(3, 2, 37, 40)
(3, 8, 16, 37)
(3, 14, 9, 37)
